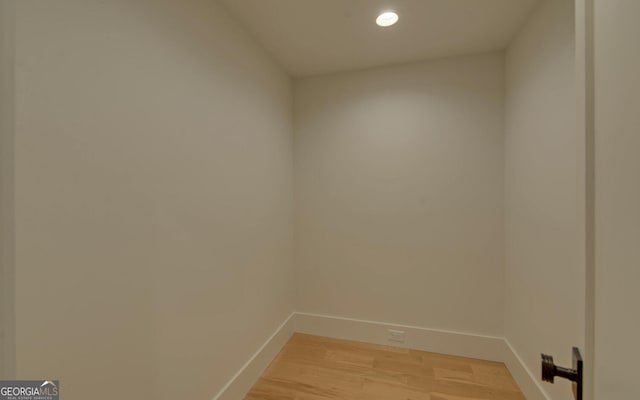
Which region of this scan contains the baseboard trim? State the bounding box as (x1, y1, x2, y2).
(212, 312, 549, 400)
(502, 339, 551, 400)
(294, 312, 505, 362)
(212, 312, 295, 400)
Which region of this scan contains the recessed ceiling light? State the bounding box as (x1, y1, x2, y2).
(376, 11, 399, 27)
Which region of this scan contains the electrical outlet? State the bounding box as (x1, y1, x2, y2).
(388, 329, 405, 342)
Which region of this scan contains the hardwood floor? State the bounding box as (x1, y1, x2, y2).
(245, 333, 525, 400)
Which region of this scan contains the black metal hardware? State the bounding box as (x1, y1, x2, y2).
(541, 347, 583, 400)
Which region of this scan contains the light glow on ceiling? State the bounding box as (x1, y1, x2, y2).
(376, 11, 399, 27)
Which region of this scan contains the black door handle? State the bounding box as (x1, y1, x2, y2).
(541, 347, 583, 400)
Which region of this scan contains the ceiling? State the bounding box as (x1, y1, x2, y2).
(220, 0, 540, 77)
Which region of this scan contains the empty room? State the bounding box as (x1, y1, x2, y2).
(0, 1, 638, 400)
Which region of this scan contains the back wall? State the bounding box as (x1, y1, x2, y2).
(294, 53, 505, 335)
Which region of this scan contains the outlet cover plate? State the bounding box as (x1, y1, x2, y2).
(388, 329, 405, 342)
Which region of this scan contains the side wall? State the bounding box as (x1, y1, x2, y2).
(504, 0, 583, 399)
(13, 1, 294, 399)
(294, 53, 505, 336)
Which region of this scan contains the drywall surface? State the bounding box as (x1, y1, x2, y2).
(0, 0, 16, 379)
(593, 1, 640, 398)
(504, 0, 582, 399)
(294, 53, 505, 336)
(13, 1, 293, 399)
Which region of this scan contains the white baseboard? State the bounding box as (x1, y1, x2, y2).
(212, 312, 549, 400)
(502, 339, 551, 400)
(294, 312, 506, 362)
(212, 312, 295, 400)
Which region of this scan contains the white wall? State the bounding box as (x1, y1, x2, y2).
(294, 53, 505, 336)
(0, 0, 16, 380)
(12, 1, 293, 399)
(504, 0, 583, 399)
(593, 1, 640, 398)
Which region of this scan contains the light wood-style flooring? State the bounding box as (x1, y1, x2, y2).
(245, 333, 526, 400)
